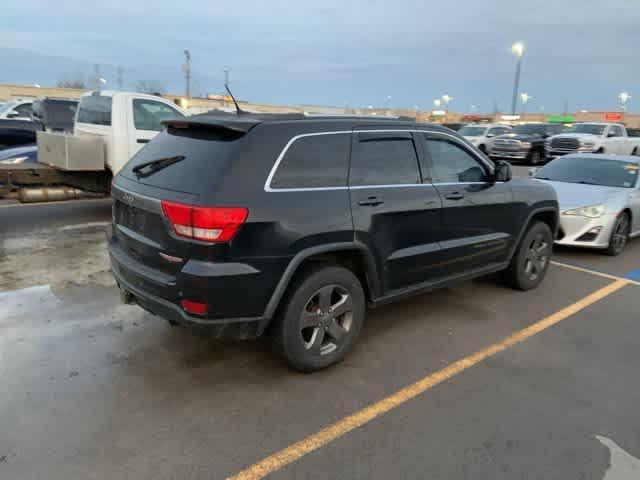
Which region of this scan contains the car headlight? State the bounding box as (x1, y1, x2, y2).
(563, 204, 605, 218)
(0, 156, 28, 164)
(579, 140, 595, 148)
(520, 142, 531, 148)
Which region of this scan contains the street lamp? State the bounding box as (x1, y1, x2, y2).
(433, 98, 442, 108)
(442, 94, 453, 106)
(510, 42, 525, 115)
(618, 91, 631, 112)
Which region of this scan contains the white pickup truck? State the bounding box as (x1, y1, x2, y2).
(1, 90, 187, 201)
(545, 122, 640, 158)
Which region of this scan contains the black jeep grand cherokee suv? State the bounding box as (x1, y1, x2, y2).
(108, 113, 558, 372)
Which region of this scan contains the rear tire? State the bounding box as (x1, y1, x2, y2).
(605, 213, 630, 256)
(529, 150, 542, 165)
(271, 265, 365, 372)
(503, 221, 553, 291)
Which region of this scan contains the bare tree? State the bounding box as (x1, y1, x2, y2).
(135, 80, 166, 94)
(56, 74, 87, 89)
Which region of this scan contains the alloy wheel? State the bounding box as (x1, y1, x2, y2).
(299, 285, 353, 356)
(611, 216, 630, 253)
(523, 232, 550, 281)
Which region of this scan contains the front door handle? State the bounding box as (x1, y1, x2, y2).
(444, 192, 464, 200)
(358, 196, 384, 206)
(137, 139, 150, 144)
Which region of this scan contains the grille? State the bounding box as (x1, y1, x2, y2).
(551, 137, 579, 150)
(492, 139, 521, 150)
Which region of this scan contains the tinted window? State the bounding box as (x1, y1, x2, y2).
(565, 124, 606, 135)
(458, 126, 486, 136)
(512, 124, 546, 135)
(350, 136, 420, 186)
(271, 133, 350, 189)
(535, 157, 638, 188)
(122, 127, 245, 194)
(77, 95, 113, 126)
(425, 136, 489, 183)
(133, 99, 183, 132)
(14, 103, 33, 117)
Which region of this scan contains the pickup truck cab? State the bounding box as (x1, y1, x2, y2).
(545, 122, 640, 158)
(458, 123, 512, 153)
(489, 123, 564, 165)
(72, 91, 187, 175)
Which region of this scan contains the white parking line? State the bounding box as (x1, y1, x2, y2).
(551, 260, 640, 287)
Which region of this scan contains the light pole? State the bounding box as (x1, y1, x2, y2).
(618, 91, 631, 112)
(520, 92, 531, 115)
(386, 95, 392, 114)
(510, 42, 524, 115)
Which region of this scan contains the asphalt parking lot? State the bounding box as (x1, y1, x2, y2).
(1, 176, 639, 479)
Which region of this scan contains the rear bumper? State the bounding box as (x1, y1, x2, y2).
(107, 226, 277, 339)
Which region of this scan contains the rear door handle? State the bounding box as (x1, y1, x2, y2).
(358, 196, 384, 206)
(137, 139, 150, 144)
(444, 192, 464, 200)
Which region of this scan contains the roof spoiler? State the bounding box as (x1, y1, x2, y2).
(163, 117, 258, 133)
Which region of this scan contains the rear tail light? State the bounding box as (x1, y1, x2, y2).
(160, 201, 248, 243)
(180, 299, 207, 315)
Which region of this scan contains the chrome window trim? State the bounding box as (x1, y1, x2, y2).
(264, 128, 495, 192)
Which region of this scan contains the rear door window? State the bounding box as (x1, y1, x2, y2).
(77, 95, 113, 126)
(133, 99, 184, 132)
(270, 133, 350, 189)
(350, 133, 420, 186)
(15, 103, 33, 117)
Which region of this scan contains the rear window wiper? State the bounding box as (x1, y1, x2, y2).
(132, 155, 185, 178)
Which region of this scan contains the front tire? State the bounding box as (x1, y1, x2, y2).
(605, 213, 630, 256)
(271, 265, 365, 372)
(503, 221, 553, 291)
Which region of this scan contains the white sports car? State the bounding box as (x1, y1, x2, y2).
(531, 153, 640, 256)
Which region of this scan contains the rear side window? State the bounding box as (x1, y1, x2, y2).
(350, 135, 420, 186)
(15, 103, 33, 117)
(270, 133, 350, 189)
(77, 95, 112, 126)
(133, 99, 184, 132)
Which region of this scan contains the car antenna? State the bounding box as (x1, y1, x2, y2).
(225, 83, 244, 115)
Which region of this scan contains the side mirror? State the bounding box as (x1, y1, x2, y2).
(6, 110, 20, 118)
(607, 131, 617, 137)
(528, 167, 539, 177)
(494, 160, 512, 182)
(486, 132, 495, 138)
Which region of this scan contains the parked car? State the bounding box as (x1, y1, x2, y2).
(0, 144, 37, 164)
(108, 113, 558, 371)
(489, 123, 565, 164)
(531, 153, 640, 255)
(442, 122, 465, 131)
(0, 119, 43, 150)
(0, 99, 34, 120)
(545, 123, 640, 158)
(459, 123, 512, 154)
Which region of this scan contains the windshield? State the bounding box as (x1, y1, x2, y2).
(564, 124, 606, 135)
(512, 124, 546, 135)
(458, 126, 486, 136)
(535, 157, 639, 188)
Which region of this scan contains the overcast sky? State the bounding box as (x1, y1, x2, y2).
(1, 0, 638, 112)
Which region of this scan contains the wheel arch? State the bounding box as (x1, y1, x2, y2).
(260, 243, 379, 329)
(508, 207, 559, 260)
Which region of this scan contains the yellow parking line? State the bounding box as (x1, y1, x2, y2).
(551, 260, 640, 287)
(227, 279, 628, 480)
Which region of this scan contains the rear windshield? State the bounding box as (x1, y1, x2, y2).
(535, 157, 639, 188)
(120, 126, 245, 193)
(458, 126, 486, 136)
(77, 95, 112, 126)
